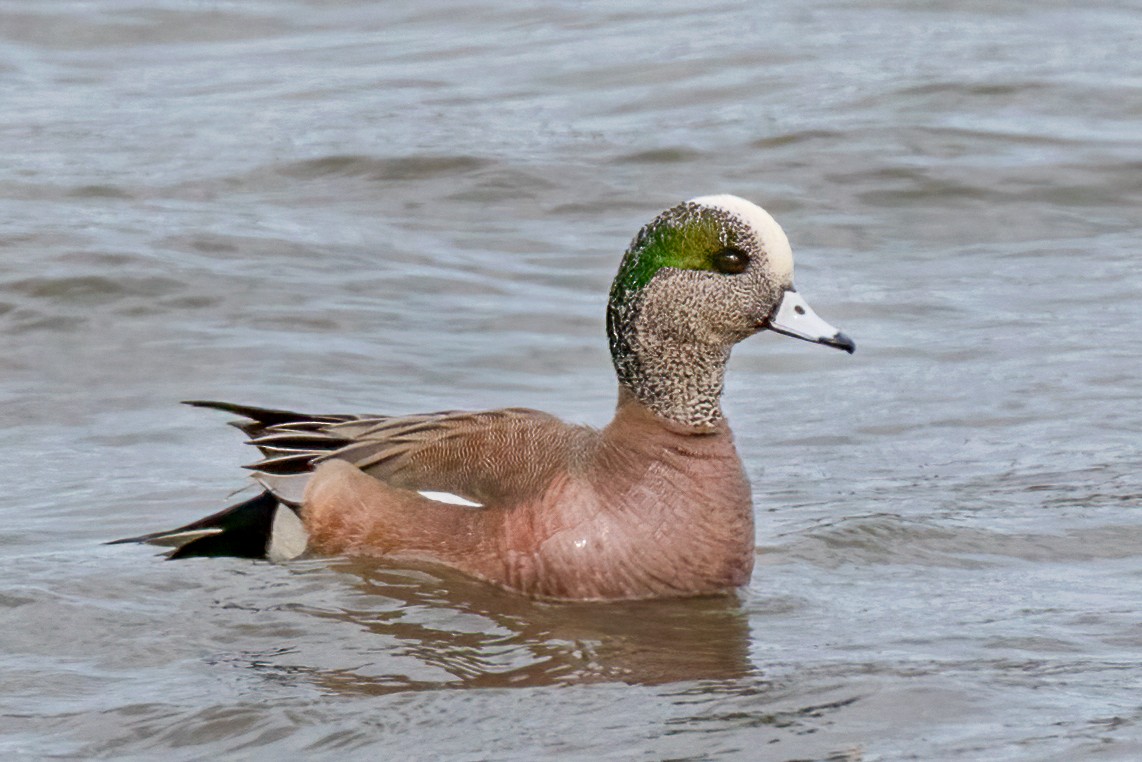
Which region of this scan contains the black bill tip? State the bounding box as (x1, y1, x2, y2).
(822, 331, 856, 354)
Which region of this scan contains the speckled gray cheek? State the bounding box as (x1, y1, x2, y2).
(626, 272, 733, 429)
(610, 267, 783, 430)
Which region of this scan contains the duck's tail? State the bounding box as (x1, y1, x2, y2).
(108, 490, 308, 561)
(111, 399, 359, 561)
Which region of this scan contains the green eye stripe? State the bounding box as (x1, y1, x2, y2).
(611, 207, 740, 304)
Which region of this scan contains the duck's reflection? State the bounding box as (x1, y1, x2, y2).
(290, 558, 756, 695)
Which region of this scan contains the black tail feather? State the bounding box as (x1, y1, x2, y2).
(110, 491, 283, 559)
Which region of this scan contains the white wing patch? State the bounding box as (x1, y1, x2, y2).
(417, 490, 484, 508)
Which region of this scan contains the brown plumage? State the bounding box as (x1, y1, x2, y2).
(291, 388, 753, 599)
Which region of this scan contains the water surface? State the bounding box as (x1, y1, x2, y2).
(1, 1, 1140, 759)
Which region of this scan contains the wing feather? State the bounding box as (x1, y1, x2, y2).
(190, 401, 592, 508)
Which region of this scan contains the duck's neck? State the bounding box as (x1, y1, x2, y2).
(609, 312, 731, 432)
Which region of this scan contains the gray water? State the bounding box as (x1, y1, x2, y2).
(2, 1, 1140, 759)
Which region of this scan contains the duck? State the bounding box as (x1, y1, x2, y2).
(115, 195, 854, 601)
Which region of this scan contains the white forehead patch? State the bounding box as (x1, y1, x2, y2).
(688, 194, 794, 282)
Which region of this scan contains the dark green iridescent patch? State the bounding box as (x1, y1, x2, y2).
(609, 204, 740, 307)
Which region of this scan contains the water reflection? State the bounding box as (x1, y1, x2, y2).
(293, 558, 756, 695)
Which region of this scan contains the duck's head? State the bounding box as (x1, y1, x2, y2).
(607, 194, 854, 428)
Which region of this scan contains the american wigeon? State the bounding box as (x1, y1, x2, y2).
(117, 195, 854, 601)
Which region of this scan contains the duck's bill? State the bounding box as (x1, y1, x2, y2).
(766, 289, 855, 354)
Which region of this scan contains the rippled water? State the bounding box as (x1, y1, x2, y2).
(2, 1, 1140, 759)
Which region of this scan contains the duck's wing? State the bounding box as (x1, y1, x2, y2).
(184, 400, 590, 508)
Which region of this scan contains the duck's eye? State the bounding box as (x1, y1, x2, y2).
(713, 247, 750, 275)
